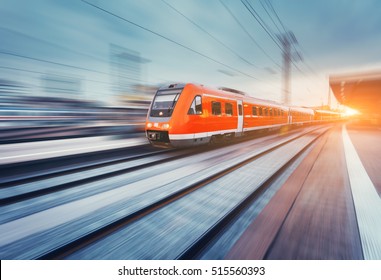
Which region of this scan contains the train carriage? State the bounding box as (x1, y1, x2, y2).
(289, 106, 314, 124)
(146, 83, 316, 148)
(314, 109, 342, 121)
(242, 99, 289, 134)
(146, 83, 243, 147)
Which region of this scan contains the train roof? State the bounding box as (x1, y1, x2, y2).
(246, 96, 288, 109)
(158, 83, 187, 90)
(289, 106, 314, 114)
(218, 87, 246, 96)
(159, 83, 314, 112)
(213, 85, 288, 109)
(315, 109, 342, 115)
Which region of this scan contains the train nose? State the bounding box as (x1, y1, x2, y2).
(146, 130, 170, 143)
(147, 131, 158, 140)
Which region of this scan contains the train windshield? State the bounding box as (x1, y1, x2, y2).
(150, 89, 182, 117)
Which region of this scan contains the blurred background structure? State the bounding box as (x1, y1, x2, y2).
(330, 71, 381, 125)
(0, 0, 381, 140)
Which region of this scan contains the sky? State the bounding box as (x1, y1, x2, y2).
(1, 0, 381, 107)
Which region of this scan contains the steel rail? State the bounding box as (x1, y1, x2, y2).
(40, 126, 331, 259)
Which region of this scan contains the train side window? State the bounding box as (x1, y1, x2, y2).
(225, 103, 233, 116)
(259, 107, 263, 116)
(212, 101, 221, 115)
(264, 108, 268, 116)
(188, 95, 202, 115)
(252, 106, 257, 116)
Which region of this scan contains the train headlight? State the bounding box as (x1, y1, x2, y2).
(162, 123, 170, 130)
(146, 122, 152, 128)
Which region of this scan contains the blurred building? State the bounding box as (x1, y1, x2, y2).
(41, 74, 82, 97)
(109, 44, 151, 97)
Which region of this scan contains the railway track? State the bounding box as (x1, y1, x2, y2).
(0, 144, 154, 186)
(0, 125, 139, 144)
(0, 144, 209, 224)
(0, 125, 332, 259)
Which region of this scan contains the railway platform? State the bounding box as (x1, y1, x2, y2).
(226, 123, 381, 259)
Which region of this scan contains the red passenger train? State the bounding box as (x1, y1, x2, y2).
(145, 83, 337, 147)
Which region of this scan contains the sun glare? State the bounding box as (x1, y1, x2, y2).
(343, 107, 360, 117)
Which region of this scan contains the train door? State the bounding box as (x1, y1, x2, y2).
(236, 100, 243, 136)
(288, 108, 292, 124)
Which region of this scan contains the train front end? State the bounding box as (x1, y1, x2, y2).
(145, 84, 185, 148)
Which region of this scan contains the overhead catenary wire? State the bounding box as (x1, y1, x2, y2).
(161, 0, 258, 69)
(244, 0, 302, 75)
(225, 0, 324, 104)
(241, 0, 283, 51)
(258, 0, 320, 77)
(0, 50, 144, 82)
(262, 0, 288, 35)
(241, 0, 304, 76)
(219, 0, 281, 70)
(259, 0, 283, 36)
(239, 0, 325, 104)
(0, 66, 116, 86)
(81, 0, 259, 80)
